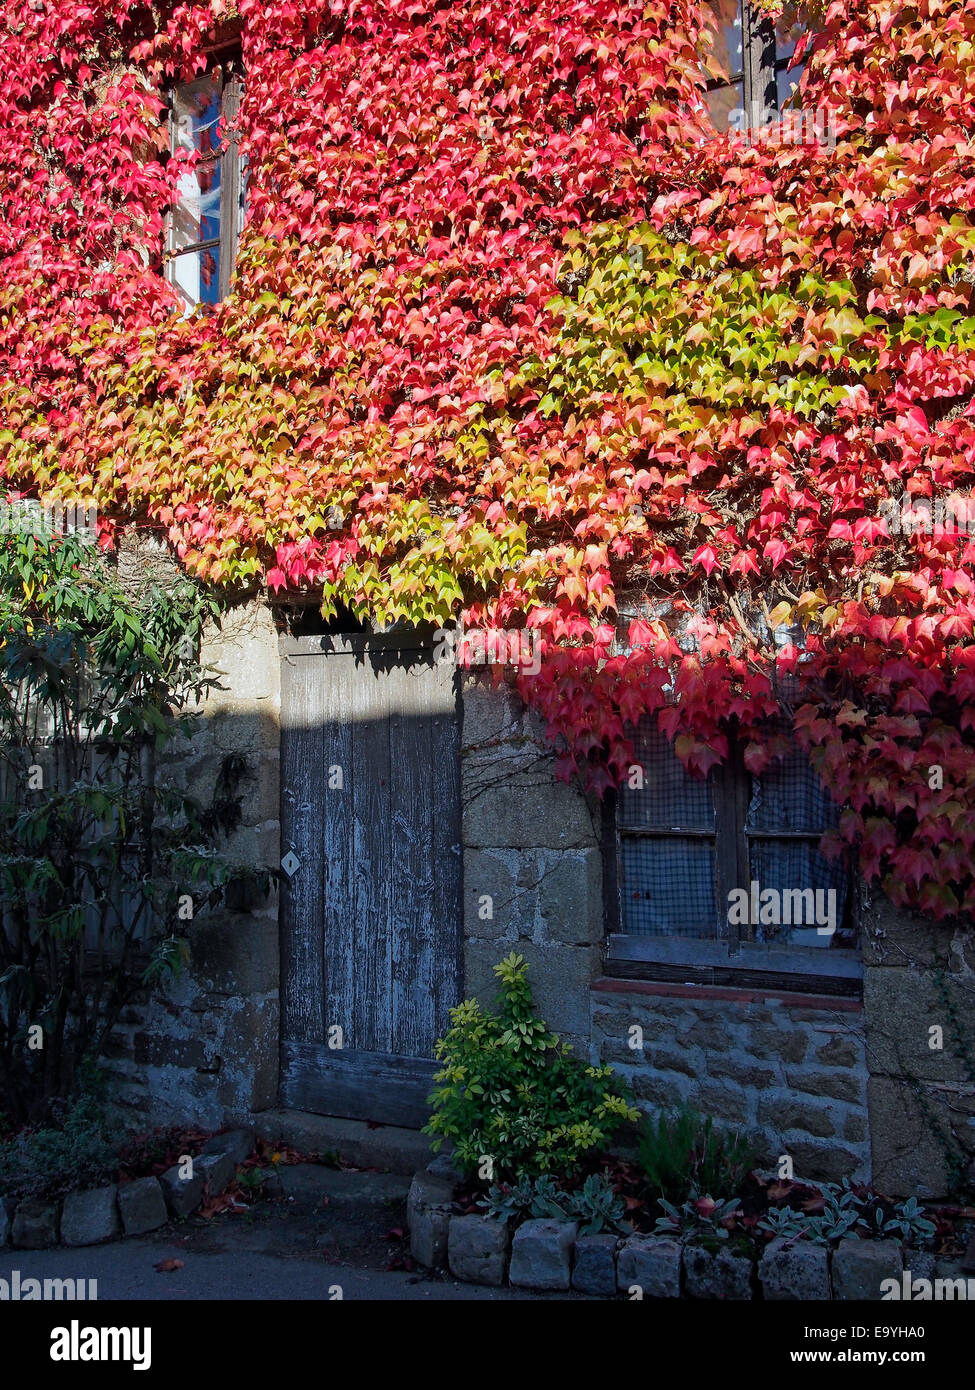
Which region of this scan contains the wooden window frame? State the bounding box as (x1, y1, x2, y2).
(705, 1, 799, 126)
(164, 43, 244, 307)
(601, 728, 862, 998)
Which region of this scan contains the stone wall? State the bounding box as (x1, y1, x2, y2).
(104, 537, 281, 1129)
(460, 674, 603, 1054)
(95, 575, 974, 1201)
(458, 675, 975, 1199)
(590, 982, 870, 1183)
(862, 890, 975, 1198)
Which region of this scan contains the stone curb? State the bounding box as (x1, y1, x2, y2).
(404, 1167, 937, 1300)
(2, 1128, 255, 1250)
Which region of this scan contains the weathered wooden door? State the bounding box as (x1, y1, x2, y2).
(278, 633, 462, 1128)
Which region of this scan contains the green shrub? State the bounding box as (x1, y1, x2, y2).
(424, 953, 637, 1182)
(637, 1103, 757, 1206)
(0, 1083, 121, 1202)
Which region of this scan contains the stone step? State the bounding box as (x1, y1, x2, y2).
(251, 1108, 438, 1175)
(278, 1165, 410, 1209)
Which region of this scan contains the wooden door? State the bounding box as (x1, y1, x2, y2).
(278, 633, 462, 1128)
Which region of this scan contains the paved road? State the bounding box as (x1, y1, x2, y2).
(0, 1240, 583, 1301)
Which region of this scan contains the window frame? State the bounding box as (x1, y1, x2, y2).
(704, 0, 800, 132)
(601, 728, 862, 997)
(164, 43, 244, 308)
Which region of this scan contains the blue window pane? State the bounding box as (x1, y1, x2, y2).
(620, 717, 716, 831)
(705, 0, 743, 77)
(621, 838, 718, 938)
(746, 735, 839, 834)
(748, 840, 849, 948)
(775, 2, 807, 62)
(171, 73, 223, 307)
(776, 63, 805, 109)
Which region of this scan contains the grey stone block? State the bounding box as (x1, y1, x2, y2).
(864, 967, 973, 1083)
(758, 1238, 831, 1300)
(447, 1215, 510, 1286)
(60, 1186, 120, 1247)
(538, 850, 602, 944)
(12, 1199, 60, 1249)
(408, 1171, 456, 1269)
(572, 1234, 619, 1296)
(462, 775, 597, 851)
(509, 1218, 578, 1291)
(831, 1238, 903, 1299)
(425, 1153, 460, 1183)
(160, 1164, 205, 1218)
(201, 1128, 254, 1166)
(906, 1251, 937, 1285)
(867, 1076, 954, 1199)
(617, 1235, 682, 1298)
(198, 1151, 236, 1195)
(117, 1178, 168, 1236)
(684, 1243, 754, 1300)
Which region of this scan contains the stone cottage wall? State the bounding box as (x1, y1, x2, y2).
(861, 892, 975, 1198)
(460, 674, 603, 1055)
(94, 569, 974, 1200)
(591, 983, 870, 1183)
(459, 675, 974, 1200)
(103, 537, 281, 1129)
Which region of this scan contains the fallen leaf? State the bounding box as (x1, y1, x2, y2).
(154, 1258, 184, 1273)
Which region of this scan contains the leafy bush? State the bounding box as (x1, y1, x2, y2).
(424, 953, 637, 1182)
(637, 1103, 757, 1207)
(0, 527, 268, 1121)
(0, 1078, 122, 1201)
(480, 1172, 626, 1235)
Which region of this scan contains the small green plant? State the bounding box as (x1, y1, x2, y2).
(569, 1174, 627, 1235)
(759, 1182, 936, 1248)
(235, 1166, 265, 1197)
(479, 1172, 626, 1235)
(879, 1196, 936, 1244)
(425, 954, 638, 1183)
(653, 1194, 741, 1241)
(637, 1103, 757, 1207)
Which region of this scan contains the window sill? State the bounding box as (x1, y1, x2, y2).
(604, 934, 862, 999)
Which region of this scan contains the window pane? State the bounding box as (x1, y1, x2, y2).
(706, 79, 745, 134)
(746, 737, 839, 834)
(170, 244, 221, 310)
(621, 838, 718, 938)
(620, 718, 716, 830)
(171, 74, 223, 306)
(776, 64, 804, 109)
(748, 839, 850, 948)
(704, 0, 743, 78)
(775, 1, 807, 62)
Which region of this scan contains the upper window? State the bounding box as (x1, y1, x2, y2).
(703, 0, 811, 134)
(166, 57, 244, 310)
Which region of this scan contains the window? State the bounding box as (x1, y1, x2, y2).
(166, 56, 244, 310)
(603, 705, 860, 995)
(703, 0, 810, 134)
